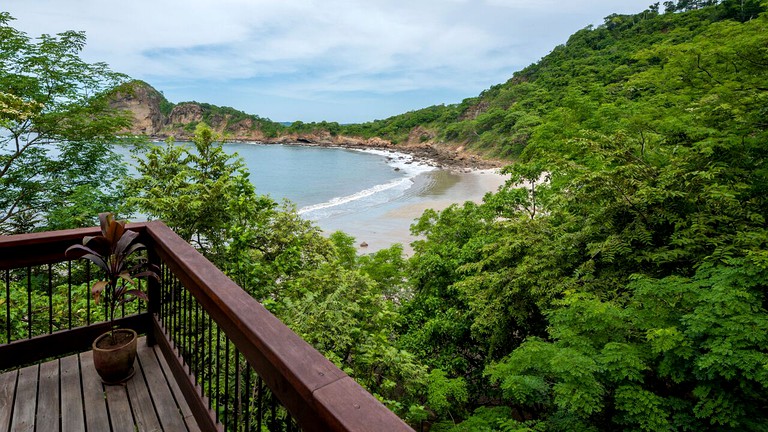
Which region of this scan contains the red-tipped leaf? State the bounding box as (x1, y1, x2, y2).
(91, 280, 108, 304)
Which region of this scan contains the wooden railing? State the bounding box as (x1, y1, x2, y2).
(0, 222, 413, 432)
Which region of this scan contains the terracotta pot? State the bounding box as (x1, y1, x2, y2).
(92, 328, 138, 384)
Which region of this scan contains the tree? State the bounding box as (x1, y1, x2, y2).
(128, 124, 239, 252)
(0, 12, 131, 233)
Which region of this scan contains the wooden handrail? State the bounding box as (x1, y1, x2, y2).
(0, 222, 414, 431)
(0, 223, 150, 270)
(144, 221, 413, 432)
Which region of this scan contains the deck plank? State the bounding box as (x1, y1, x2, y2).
(10, 364, 37, 432)
(105, 383, 136, 432)
(153, 344, 203, 432)
(1, 337, 204, 432)
(80, 350, 112, 432)
(36, 359, 60, 431)
(60, 354, 85, 431)
(127, 346, 163, 432)
(138, 343, 191, 432)
(0, 369, 17, 431)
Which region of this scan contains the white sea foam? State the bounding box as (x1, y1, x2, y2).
(298, 177, 413, 215)
(298, 149, 435, 218)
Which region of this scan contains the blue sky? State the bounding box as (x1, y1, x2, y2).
(5, 0, 654, 123)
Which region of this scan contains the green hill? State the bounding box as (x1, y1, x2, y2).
(342, 0, 767, 160)
(393, 1, 768, 430)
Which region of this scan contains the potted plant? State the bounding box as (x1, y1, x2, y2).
(65, 212, 159, 384)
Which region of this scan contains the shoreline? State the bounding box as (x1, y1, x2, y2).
(149, 134, 507, 172)
(315, 168, 508, 255)
(147, 134, 509, 254)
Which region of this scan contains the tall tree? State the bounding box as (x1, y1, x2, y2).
(0, 12, 131, 233)
(126, 123, 275, 265)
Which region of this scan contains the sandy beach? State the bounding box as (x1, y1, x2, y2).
(314, 167, 508, 255)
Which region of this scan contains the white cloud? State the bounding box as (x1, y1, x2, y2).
(3, 0, 653, 121)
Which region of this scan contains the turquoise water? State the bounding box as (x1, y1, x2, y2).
(117, 142, 434, 221)
(116, 141, 504, 252)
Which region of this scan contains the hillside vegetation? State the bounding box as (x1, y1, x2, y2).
(392, 1, 768, 430)
(342, 0, 767, 159)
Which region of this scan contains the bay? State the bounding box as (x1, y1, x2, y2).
(117, 142, 506, 253)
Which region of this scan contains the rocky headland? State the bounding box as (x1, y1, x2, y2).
(109, 80, 504, 171)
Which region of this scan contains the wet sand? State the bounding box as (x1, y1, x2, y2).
(315, 168, 507, 255)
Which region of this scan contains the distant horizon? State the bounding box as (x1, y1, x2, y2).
(4, 0, 654, 123)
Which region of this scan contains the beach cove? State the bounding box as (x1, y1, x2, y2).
(316, 166, 507, 255)
(226, 141, 509, 255)
(122, 140, 509, 254)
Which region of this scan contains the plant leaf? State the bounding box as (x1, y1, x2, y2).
(118, 271, 136, 287)
(65, 245, 110, 272)
(133, 269, 160, 281)
(123, 289, 148, 302)
(115, 230, 139, 256)
(98, 212, 110, 236)
(82, 235, 111, 256)
(91, 280, 108, 304)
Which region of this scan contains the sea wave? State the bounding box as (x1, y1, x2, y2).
(298, 177, 413, 215)
(298, 149, 435, 218)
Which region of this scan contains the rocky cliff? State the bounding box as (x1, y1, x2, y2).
(109, 80, 166, 135)
(108, 80, 273, 140)
(108, 80, 500, 169)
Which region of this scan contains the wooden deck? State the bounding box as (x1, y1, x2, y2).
(0, 338, 201, 432)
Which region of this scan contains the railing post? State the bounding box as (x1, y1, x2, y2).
(146, 239, 161, 347)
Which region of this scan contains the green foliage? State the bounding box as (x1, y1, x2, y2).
(396, 4, 768, 429)
(488, 259, 768, 430)
(427, 369, 469, 416)
(127, 123, 277, 268)
(187, 102, 285, 135)
(267, 248, 428, 421)
(0, 12, 131, 233)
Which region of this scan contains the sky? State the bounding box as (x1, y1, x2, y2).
(4, 0, 653, 123)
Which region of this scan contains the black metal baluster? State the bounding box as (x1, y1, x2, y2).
(160, 265, 166, 326)
(137, 277, 142, 314)
(175, 277, 182, 353)
(194, 297, 201, 384)
(207, 315, 214, 410)
(215, 325, 222, 424)
(256, 376, 263, 430)
(170, 272, 177, 345)
(4, 269, 10, 343)
(182, 287, 189, 366)
(190, 291, 196, 375)
(86, 262, 91, 325)
(26, 266, 32, 338)
(67, 261, 72, 330)
(186, 286, 192, 366)
(47, 264, 53, 334)
(121, 280, 126, 317)
(224, 338, 231, 430)
(170, 275, 176, 349)
(160, 264, 167, 326)
(200, 304, 206, 398)
(234, 348, 240, 430)
(244, 365, 252, 432)
(270, 390, 277, 431)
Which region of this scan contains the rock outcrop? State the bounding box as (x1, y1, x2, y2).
(167, 103, 203, 125)
(109, 81, 166, 135)
(108, 80, 502, 170)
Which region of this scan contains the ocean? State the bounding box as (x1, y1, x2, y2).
(118, 142, 505, 253)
